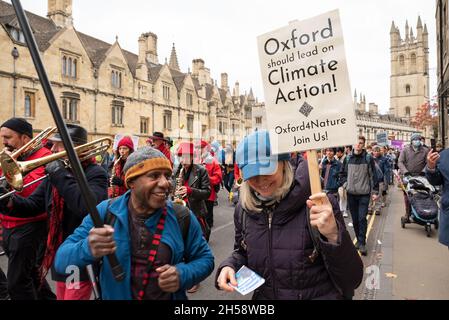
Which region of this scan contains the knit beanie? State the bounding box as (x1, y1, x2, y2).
(1, 118, 33, 138)
(177, 142, 194, 156)
(411, 133, 422, 141)
(123, 146, 172, 187)
(117, 136, 135, 152)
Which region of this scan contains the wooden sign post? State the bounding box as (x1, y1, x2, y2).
(306, 149, 324, 205)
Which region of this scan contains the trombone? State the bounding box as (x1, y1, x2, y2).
(0, 127, 57, 182)
(0, 137, 112, 195)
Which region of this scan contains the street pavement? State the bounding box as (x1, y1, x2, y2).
(1, 184, 449, 300)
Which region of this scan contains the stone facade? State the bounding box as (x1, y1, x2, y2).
(0, 0, 256, 147)
(390, 17, 430, 120)
(354, 90, 419, 145)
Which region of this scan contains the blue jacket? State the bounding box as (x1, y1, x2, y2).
(54, 191, 214, 300)
(320, 158, 342, 192)
(425, 149, 449, 247)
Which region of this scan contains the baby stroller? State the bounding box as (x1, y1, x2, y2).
(400, 176, 439, 237)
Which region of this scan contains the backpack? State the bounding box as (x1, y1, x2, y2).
(91, 199, 191, 300)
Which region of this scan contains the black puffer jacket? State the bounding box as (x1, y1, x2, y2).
(216, 157, 363, 300)
(173, 164, 211, 218)
(8, 162, 108, 281)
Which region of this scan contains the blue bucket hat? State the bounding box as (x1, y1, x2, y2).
(236, 130, 291, 181)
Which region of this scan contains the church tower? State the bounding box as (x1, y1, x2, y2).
(390, 17, 429, 120)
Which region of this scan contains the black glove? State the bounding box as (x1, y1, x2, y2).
(111, 176, 124, 187)
(45, 160, 66, 176)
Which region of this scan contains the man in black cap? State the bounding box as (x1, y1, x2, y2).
(0, 124, 108, 300)
(0, 118, 54, 300)
(149, 132, 172, 165)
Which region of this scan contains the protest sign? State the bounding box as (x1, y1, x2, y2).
(257, 9, 357, 194)
(377, 132, 388, 146)
(257, 9, 357, 155)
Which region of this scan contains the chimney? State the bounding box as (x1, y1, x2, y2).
(192, 59, 210, 85)
(143, 32, 158, 64)
(138, 34, 147, 64)
(234, 81, 240, 97)
(136, 34, 148, 80)
(47, 0, 73, 28)
(192, 59, 205, 77)
(221, 73, 229, 91)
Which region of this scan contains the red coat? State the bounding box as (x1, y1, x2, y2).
(108, 160, 128, 198)
(234, 163, 241, 183)
(202, 155, 222, 201)
(0, 146, 51, 228)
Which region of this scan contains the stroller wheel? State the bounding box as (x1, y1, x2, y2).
(425, 224, 431, 237)
(401, 217, 406, 229)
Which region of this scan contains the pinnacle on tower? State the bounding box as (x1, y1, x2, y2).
(169, 43, 180, 71)
(405, 20, 410, 40)
(423, 24, 428, 35)
(390, 21, 396, 33)
(417, 16, 423, 29)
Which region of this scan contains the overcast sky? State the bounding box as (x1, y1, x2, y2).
(8, 0, 437, 114)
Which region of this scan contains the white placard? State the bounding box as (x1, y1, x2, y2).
(257, 9, 357, 154)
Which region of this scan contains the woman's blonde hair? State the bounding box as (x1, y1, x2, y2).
(239, 160, 294, 213)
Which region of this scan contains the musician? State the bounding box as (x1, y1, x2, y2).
(174, 142, 211, 238)
(0, 124, 108, 300)
(0, 118, 53, 300)
(54, 146, 214, 300)
(108, 136, 134, 198)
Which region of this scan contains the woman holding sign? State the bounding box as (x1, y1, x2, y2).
(215, 130, 363, 300)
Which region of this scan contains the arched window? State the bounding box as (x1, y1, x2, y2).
(406, 85, 411, 94)
(24, 94, 31, 117)
(72, 59, 77, 78)
(62, 56, 67, 76)
(69, 99, 77, 121)
(399, 55, 405, 66)
(67, 57, 72, 77)
(111, 71, 116, 87)
(62, 99, 68, 119)
(405, 106, 411, 117)
(411, 53, 416, 65)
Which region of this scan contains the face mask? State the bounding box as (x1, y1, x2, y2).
(412, 140, 422, 148)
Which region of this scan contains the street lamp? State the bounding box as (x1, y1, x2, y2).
(11, 47, 19, 118)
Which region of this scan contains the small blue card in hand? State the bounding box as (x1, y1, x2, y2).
(229, 266, 265, 296)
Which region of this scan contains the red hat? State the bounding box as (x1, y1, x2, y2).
(177, 142, 194, 156)
(117, 136, 134, 152)
(198, 140, 209, 149)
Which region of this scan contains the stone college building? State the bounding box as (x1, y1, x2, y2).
(0, 0, 259, 146)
